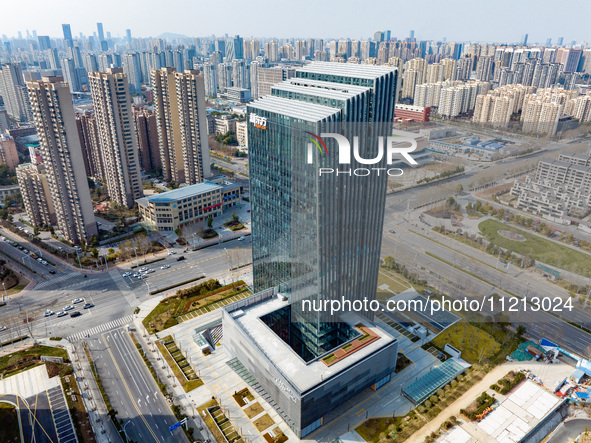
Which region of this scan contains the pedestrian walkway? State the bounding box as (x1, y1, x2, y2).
(34, 272, 79, 290)
(66, 315, 134, 341)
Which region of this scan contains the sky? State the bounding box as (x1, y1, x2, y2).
(5, 0, 590, 44)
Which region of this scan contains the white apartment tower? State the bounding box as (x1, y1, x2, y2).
(89, 67, 143, 209)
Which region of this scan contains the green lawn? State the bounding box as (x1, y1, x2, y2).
(0, 345, 68, 373)
(377, 270, 412, 300)
(479, 219, 591, 277)
(431, 322, 500, 364)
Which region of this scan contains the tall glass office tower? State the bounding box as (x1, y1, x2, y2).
(247, 62, 398, 361)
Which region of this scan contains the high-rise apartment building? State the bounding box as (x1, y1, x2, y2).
(121, 53, 142, 94)
(60, 58, 81, 93)
(76, 112, 104, 179)
(151, 67, 210, 185)
(16, 162, 56, 227)
(26, 76, 98, 244)
(133, 106, 161, 173)
(89, 68, 143, 208)
(0, 63, 32, 123)
(202, 62, 218, 97)
(256, 66, 295, 99)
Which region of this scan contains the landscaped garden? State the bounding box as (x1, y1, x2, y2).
(143, 279, 249, 333)
(157, 335, 203, 392)
(431, 321, 501, 364)
(479, 219, 591, 277)
(197, 399, 244, 443)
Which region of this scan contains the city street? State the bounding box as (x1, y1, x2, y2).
(85, 329, 186, 443)
(381, 216, 591, 356)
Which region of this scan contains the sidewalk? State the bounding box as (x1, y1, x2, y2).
(131, 317, 212, 443)
(134, 297, 285, 443)
(67, 340, 122, 443)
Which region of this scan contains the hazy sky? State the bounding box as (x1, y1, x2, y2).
(5, 0, 590, 43)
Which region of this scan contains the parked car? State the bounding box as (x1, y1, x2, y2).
(72, 298, 84, 304)
(176, 256, 185, 261)
(122, 272, 132, 277)
(49, 270, 56, 274)
(44, 310, 54, 317)
(139, 267, 148, 272)
(144, 269, 155, 274)
(238, 236, 245, 241)
(56, 311, 68, 317)
(83, 303, 94, 309)
(64, 305, 74, 311)
(0, 326, 7, 332)
(160, 265, 170, 269)
(70, 311, 82, 318)
(167, 251, 177, 256)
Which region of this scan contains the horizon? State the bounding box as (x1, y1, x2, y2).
(3, 0, 590, 44)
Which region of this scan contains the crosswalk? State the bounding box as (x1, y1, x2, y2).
(35, 272, 80, 290)
(66, 315, 134, 341)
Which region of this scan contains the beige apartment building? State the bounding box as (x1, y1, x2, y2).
(0, 134, 19, 169)
(89, 67, 143, 208)
(151, 67, 211, 185)
(26, 76, 98, 244)
(16, 162, 56, 227)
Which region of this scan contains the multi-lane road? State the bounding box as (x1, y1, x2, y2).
(382, 215, 591, 356)
(86, 329, 187, 443)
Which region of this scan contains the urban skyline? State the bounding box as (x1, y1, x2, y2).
(3, 0, 591, 43)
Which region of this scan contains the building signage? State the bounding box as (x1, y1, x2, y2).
(273, 376, 298, 403)
(249, 113, 267, 130)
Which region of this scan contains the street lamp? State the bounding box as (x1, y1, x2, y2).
(74, 248, 82, 269)
(133, 247, 139, 267)
(1, 282, 6, 303)
(122, 420, 131, 442)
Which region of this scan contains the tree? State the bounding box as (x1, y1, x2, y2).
(516, 324, 526, 338)
(91, 248, 99, 259)
(232, 212, 238, 222)
(455, 184, 464, 195)
(207, 216, 213, 228)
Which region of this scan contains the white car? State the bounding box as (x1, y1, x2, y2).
(64, 305, 74, 311)
(42, 261, 48, 265)
(238, 236, 245, 241)
(160, 265, 170, 269)
(122, 272, 132, 277)
(44, 310, 54, 317)
(139, 267, 148, 272)
(56, 311, 67, 318)
(144, 269, 155, 274)
(0, 326, 7, 332)
(72, 298, 84, 304)
(37, 258, 43, 262)
(167, 251, 176, 256)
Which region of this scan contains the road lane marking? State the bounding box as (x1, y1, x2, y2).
(102, 333, 159, 442)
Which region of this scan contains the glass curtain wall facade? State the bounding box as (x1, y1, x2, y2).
(248, 62, 398, 361)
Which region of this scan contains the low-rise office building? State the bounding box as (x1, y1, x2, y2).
(137, 180, 242, 231)
(223, 289, 398, 438)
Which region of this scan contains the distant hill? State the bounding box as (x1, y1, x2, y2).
(158, 32, 190, 40)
